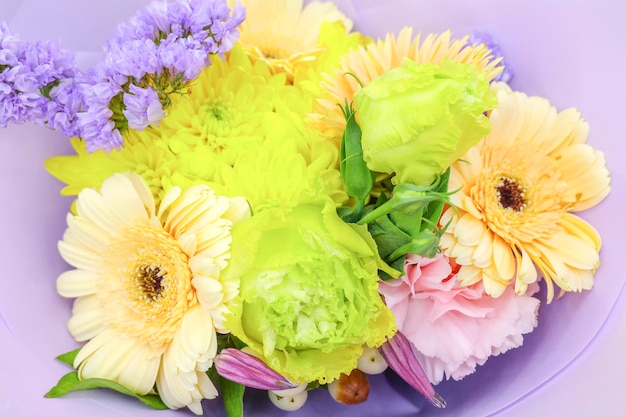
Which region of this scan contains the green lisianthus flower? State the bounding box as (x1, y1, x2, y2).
(354, 59, 497, 186)
(223, 199, 397, 384)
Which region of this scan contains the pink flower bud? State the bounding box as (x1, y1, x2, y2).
(379, 332, 446, 408)
(214, 348, 298, 391)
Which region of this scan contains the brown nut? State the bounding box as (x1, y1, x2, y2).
(327, 369, 370, 405)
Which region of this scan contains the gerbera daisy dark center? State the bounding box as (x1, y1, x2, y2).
(496, 177, 526, 211)
(137, 264, 166, 301)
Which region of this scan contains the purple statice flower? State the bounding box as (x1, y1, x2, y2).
(45, 78, 84, 137)
(69, 0, 245, 152)
(470, 30, 513, 83)
(158, 35, 208, 80)
(0, 0, 246, 152)
(75, 67, 125, 152)
(0, 22, 81, 134)
(104, 38, 160, 80)
(105, 0, 245, 82)
(123, 84, 165, 130)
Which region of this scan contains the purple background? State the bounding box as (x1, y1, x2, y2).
(0, 1, 624, 416)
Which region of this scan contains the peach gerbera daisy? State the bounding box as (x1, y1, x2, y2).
(228, 0, 352, 79)
(311, 27, 503, 141)
(439, 84, 610, 302)
(56, 173, 250, 414)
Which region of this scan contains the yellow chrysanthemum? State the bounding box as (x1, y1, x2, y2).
(209, 137, 347, 213)
(228, 0, 354, 79)
(56, 173, 250, 414)
(47, 46, 345, 205)
(45, 131, 211, 207)
(439, 84, 610, 302)
(311, 27, 504, 141)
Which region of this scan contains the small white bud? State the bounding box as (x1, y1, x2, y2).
(268, 389, 308, 411)
(357, 346, 388, 374)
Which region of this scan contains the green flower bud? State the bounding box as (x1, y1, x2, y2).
(354, 59, 497, 186)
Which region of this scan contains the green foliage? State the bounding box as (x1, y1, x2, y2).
(219, 377, 245, 417)
(45, 372, 167, 410)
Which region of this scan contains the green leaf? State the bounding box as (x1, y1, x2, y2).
(219, 377, 245, 417)
(368, 215, 412, 259)
(55, 349, 81, 367)
(40, 80, 60, 99)
(45, 372, 167, 410)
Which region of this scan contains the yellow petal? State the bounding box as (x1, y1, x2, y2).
(67, 295, 105, 341)
(456, 264, 481, 286)
(58, 239, 100, 272)
(454, 214, 487, 246)
(555, 144, 610, 211)
(559, 213, 601, 250)
(192, 276, 224, 310)
(57, 269, 98, 298)
(491, 235, 516, 282)
(117, 345, 160, 395)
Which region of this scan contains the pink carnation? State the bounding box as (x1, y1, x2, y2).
(379, 253, 539, 384)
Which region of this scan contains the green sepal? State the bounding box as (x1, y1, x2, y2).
(55, 348, 81, 367)
(357, 180, 452, 226)
(339, 100, 375, 203)
(422, 168, 451, 229)
(40, 80, 60, 99)
(219, 376, 245, 417)
(387, 230, 441, 260)
(367, 213, 413, 260)
(45, 372, 167, 410)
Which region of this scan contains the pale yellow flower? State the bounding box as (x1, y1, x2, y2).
(56, 173, 250, 414)
(311, 27, 503, 142)
(440, 84, 610, 302)
(229, 0, 353, 78)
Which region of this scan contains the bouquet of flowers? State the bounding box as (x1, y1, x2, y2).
(0, 0, 612, 416)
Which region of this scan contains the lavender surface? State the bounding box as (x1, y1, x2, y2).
(0, 1, 624, 416)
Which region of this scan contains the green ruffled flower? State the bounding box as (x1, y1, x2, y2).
(354, 59, 497, 186)
(223, 199, 397, 384)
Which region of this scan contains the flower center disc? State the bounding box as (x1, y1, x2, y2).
(496, 177, 526, 211)
(137, 264, 165, 301)
(98, 225, 195, 352)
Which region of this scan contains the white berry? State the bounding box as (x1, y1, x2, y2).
(357, 346, 388, 374)
(268, 389, 308, 411)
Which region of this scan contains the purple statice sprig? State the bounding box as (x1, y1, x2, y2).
(77, 0, 246, 152)
(0, 22, 82, 137)
(1, 0, 245, 152)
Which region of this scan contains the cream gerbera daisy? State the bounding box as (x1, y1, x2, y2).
(311, 27, 504, 141)
(439, 84, 610, 302)
(228, 0, 353, 78)
(56, 173, 250, 414)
